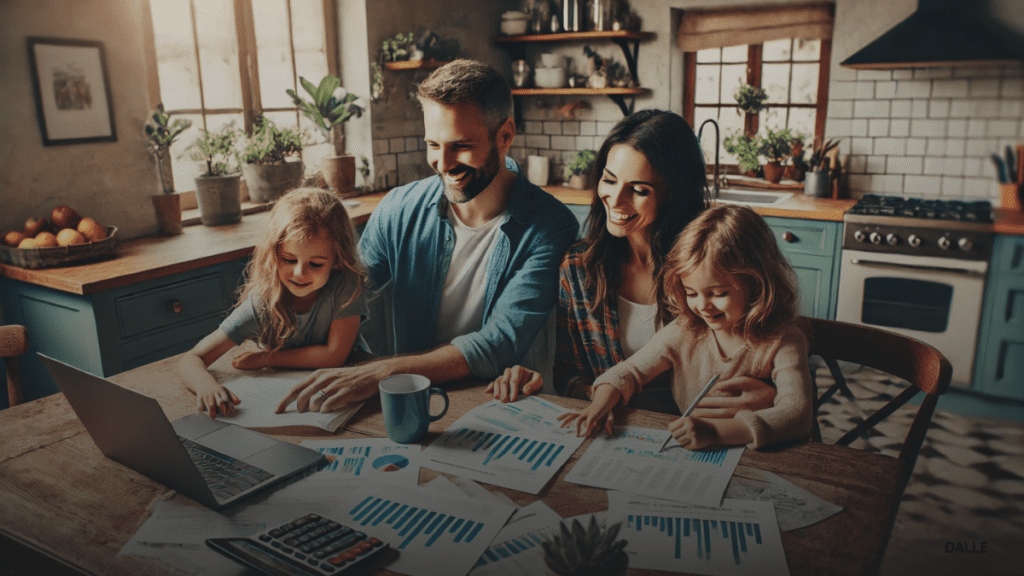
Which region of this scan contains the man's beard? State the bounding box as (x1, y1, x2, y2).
(439, 144, 501, 204)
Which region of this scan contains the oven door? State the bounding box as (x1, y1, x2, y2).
(836, 249, 987, 387)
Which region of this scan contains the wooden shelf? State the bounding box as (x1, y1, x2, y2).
(511, 87, 646, 96)
(383, 59, 450, 70)
(494, 30, 653, 43)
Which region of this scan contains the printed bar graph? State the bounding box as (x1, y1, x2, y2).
(628, 514, 763, 564)
(349, 495, 487, 550)
(442, 427, 567, 472)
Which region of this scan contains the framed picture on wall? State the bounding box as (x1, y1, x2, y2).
(27, 37, 117, 146)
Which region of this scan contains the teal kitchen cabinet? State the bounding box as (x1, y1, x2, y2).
(973, 234, 1024, 400)
(762, 216, 842, 320)
(1, 257, 247, 407)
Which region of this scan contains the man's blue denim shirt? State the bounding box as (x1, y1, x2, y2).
(358, 157, 579, 379)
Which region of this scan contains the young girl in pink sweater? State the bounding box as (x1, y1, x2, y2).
(559, 204, 813, 449)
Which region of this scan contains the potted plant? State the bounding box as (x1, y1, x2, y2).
(541, 516, 628, 576)
(565, 149, 597, 189)
(182, 125, 242, 226)
(144, 104, 192, 235)
(287, 75, 365, 197)
(240, 116, 303, 203)
(380, 32, 416, 62)
(758, 127, 798, 184)
(734, 84, 769, 116)
(723, 133, 761, 176)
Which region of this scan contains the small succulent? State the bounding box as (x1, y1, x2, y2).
(541, 516, 628, 576)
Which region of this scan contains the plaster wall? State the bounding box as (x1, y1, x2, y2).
(0, 0, 158, 241)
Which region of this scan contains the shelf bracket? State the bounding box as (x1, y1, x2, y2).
(607, 94, 634, 116)
(612, 37, 642, 87)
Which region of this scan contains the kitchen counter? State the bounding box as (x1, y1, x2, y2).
(993, 208, 1024, 235)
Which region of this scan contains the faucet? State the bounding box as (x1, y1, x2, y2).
(697, 119, 720, 199)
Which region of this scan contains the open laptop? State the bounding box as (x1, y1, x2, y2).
(40, 354, 325, 511)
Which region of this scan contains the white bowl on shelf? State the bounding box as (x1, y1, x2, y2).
(500, 11, 529, 35)
(539, 53, 563, 68)
(534, 67, 566, 89)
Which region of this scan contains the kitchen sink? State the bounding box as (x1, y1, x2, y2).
(713, 189, 793, 207)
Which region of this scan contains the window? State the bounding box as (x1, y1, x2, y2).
(677, 4, 833, 172)
(141, 0, 338, 196)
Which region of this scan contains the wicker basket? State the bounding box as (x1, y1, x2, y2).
(0, 226, 119, 269)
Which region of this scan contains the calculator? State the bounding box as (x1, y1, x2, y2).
(206, 512, 390, 576)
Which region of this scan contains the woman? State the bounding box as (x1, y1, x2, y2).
(487, 109, 776, 418)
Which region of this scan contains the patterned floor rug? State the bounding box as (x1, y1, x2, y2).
(813, 363, 1024, 575)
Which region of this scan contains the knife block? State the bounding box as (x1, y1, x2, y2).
(1001, 183, 1022, 210)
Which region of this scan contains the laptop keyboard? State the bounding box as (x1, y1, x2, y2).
(179, 436, 274, 501)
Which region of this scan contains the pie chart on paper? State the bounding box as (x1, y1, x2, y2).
(372, 454, 410, 472)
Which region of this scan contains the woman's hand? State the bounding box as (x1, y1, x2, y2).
(691, 377, 777, 418)
(231, 350, 269, 371)
(195, 383, 241, 418)
(666, 416, 718, 450)
(556, 384, 621, 437)
(485, 366, 543, 402)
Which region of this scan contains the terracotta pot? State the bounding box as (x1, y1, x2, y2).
(321, 155, 356, 197)
(194, 174, 242, 226)
(568, 173, 592, 190)
(241, 161, 303, 203)
(151, 193, 183, 236)
(763, 161, 785, 184)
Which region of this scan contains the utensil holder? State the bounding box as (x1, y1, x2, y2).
(1001, 183, 1023, 210)
(804, 170, 830, 198)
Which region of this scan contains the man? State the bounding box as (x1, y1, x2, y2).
(277, 59, 579, 413)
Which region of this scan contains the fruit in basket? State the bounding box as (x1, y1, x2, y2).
(4, 231, 25, 247)
(56, 228, 86, 246)
(24, 216, 52, 237)
(18, 237, 38, 249)
(77, 217, 106, 242)
(35, 231, 59, 248)
(51, 205, 82, 229)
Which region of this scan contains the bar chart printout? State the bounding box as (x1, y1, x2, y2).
(607, 492, 790, 576)
(468, 500, 562, 576)
(335, 482, 516, 576)
(564, 425, 743, 507)
(421, 397, 586, 494)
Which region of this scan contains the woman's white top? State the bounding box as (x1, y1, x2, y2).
(617, 295, 658, 358)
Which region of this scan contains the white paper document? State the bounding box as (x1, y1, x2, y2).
(724, 465, 843, 531)
(211, 369, 362, 432)
(302, 437, 422, 484)
(420, 396, 586, 494)
(564, 425, 743, 507)
(607, 491, 790, 576)
(469, 499, 563, 576)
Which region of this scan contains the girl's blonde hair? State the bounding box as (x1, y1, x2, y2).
(236, 187, 365, 351)
(662, 204, 798, 343)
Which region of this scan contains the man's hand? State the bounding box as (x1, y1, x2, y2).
(275, 362, 389, 414)
(690, 377, 777, 418)
(485, 365, 543, 402)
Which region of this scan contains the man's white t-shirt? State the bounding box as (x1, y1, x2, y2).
(433, 205, 506, 347)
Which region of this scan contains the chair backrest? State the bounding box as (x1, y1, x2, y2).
(0, 325, 29, 407)
(805, 318, 952, 478)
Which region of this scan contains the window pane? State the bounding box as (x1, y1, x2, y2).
(762, 63, 791, 103)
(262, 110, 300, 131)
(696, 47, 720, 63)
(793, 38, 820, 62)
(253, 0, 295, 109)
(762, 38, 791, 62)
(721, 45, 747, 63)
(788, 108, 816, 142)
(194, 0, 242, 109)
(720, 64, 745, 104)
(695, 64, 720, 104)
(206, 113, 244, 133)
(151, 0, 200, 110)
(169, 113, 203, 192)
(291, 0, 329, 89)
(763, 108, 788, 132)
(791, 63, 819, 104)
(718, 106, 745, 137)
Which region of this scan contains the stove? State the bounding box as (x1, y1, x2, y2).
(843, 194, 994, 261)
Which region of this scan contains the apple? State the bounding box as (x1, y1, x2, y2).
(56, 228, 86, 246)
(23, 216, 52, 237)
(51, 205, 81, 229)
(77, 217, 107, 242)
(4, 230, 24, 247)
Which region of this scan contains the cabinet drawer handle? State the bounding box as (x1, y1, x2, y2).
(167, 299, 183, 314)
(782, 231, 797, 243)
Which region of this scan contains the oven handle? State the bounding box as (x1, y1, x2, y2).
(849, 258, 986, 277)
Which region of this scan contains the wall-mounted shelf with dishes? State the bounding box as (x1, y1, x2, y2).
(494, 30, 653, 116)
(382, 59, 451, 70)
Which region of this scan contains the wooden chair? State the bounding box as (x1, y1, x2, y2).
(0, 325, 29, 407)
(805, 318, 952, 480)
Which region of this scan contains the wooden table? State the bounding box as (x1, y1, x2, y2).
(0, 352, 909, 576)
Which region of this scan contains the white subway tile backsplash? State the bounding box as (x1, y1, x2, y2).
(848, 174, 873, 192)
(1002, 78, 1024, 97)
(524, 121, 543, 134)
(855, 81, 875, 99)
(851, 137, 873, 155)
(968, 99, 1001, 118)
(887, 156, 923, 174)
(926, 139, 948, 156)
(578, 121, 597, 136)
(941, 176, 965, 196)
(904, 175, 942, 194)
(550, 135, 576, 150)
(1000, 100, 1023, 118)
(892, 69, 914, 80)
(946, 139, 966, 157)
(968, 78, 1001, 97)
(895, 80, 931, 99)
(830, 81, 857, 100)
(854, 100, 890, 118)
(857, 69, 892, 81)
(373, 139, 390, 156)
(828, 100, 854, 118)
(869, 119, 890, 137)
(911, 99, 929, 118)
(405, 137, 419, 152)
(963, 178, 994, 199)
(828, 118, 852, 137)
(963, 157, 984, 177)
(873, 138, 906, 156)
(911, 119, 947, 138)
(877, 174, 905, 193)
(526, 134, 550, 148)
(947, 119, 967, 138)
(923, 157, 946, 175)
(890, 99, 912, 118)
(596, 121, 616, 135)
(929, 99, 950, 118)
(850, 118, 868, 137)
(932, 79, 969, 98)
(987, 120, 1019, 138)
(890, 119, 910, 137)
(866, 155, 887, 173)
(543, 121, 562, 135)
(942, 157, 965, 176)
(561, 122, 581, 136)
(906, 138, 927, 155)
(875, 81, 897, 99)
(848, 155, 866, 173)
(388, 137, 406, 153)
(913, 68, 952, 80)
(965, 138, 997, 157)
(948, 99, 971, 118)
(575, 135, 597, 150)
(967, 119, 987, 138)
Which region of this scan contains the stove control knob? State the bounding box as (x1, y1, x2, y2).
(869, 232, 882, 245)
(853, 230, 866, 242)
(886, 233, 899, 246)
(907, 234, 922, 248)
(958, 237, 974, 251)
(938, 236, 951, 250)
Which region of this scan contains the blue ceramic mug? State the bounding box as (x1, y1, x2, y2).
(379, 374, 449, 443)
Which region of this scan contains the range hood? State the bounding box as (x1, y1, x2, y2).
(841, 0, 1024, 69)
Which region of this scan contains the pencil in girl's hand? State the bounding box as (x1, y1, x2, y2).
(657, 374, 721, 453)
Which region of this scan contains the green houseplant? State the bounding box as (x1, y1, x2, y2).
(287, 75, 365, 196)
(758, 127, 799, 183)
(734, 84, 769, 116)
(182, 125, 242, 226)
(565, 149, 597, 189)
(541, 516, 628, 576)
(144, 104, 192, 235)
(240, 116, 303, 203)
(723, 133, 761, 175)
